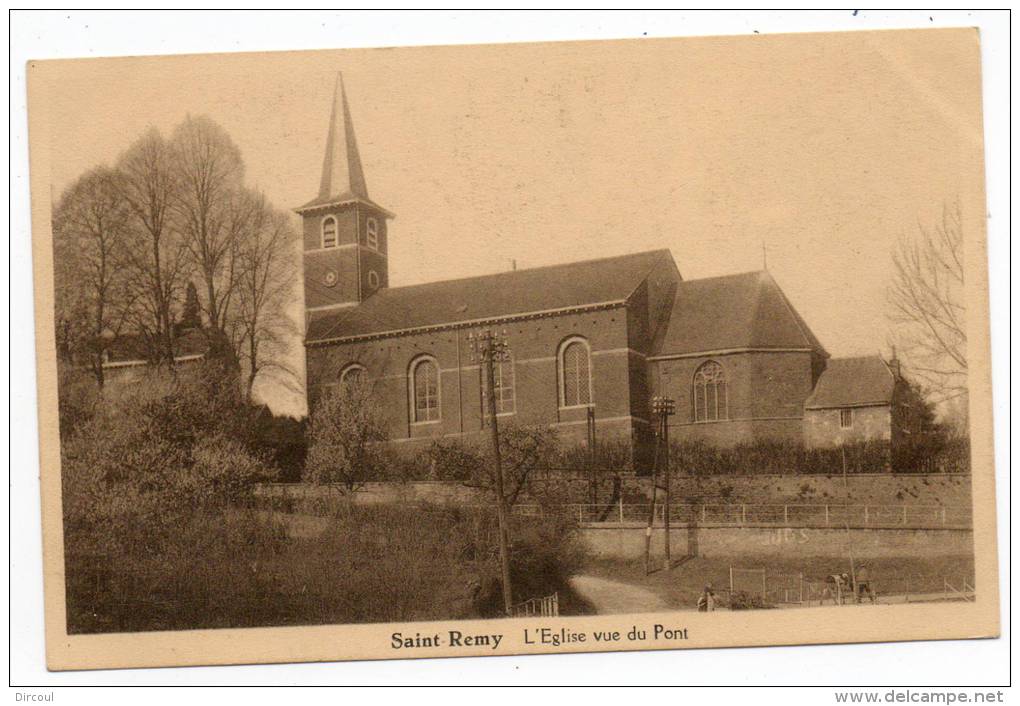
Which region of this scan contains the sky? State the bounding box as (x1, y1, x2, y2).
(31, 29, 986, 416)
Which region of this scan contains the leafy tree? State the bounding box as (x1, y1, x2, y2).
(304, 381, 388, 493)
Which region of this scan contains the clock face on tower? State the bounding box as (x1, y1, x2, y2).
(322, 269, 338, 288)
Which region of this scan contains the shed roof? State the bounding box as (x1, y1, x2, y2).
(805, 355, 896, 409)
(104, 328, 208, 365)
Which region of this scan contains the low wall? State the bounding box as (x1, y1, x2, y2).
(620, 473, 972, 508)
(259, 473, 971, 509)
(578, 526, 973, 561)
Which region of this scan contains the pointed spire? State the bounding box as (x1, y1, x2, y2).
(318, 73, 369, 201)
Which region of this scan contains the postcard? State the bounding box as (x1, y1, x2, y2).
(26, 28, 998, 670)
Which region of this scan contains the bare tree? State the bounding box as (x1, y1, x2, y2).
(169, 115, 245, 356)
(52, 167, 134, 387)
(888, 202, 967, 402)
(231, 189, 301, 401)
(473, 424, 558, 508)
(116, 128, 191, 367)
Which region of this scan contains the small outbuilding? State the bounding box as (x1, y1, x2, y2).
(803, 355, 899, 449)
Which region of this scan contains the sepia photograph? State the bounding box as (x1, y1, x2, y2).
(23, 22, 1000, 672)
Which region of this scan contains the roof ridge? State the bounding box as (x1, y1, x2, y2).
(680, 269, 766, 285)
(623, 250, 676, 303)
(375, 249, 672, 293)
(830, 353, 886, 362)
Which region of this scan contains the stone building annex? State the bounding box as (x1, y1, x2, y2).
(299, 74, 907, 457)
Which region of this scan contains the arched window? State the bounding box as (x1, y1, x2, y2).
(559, 337, 592, 408)
(339, 363, 366, 389)
(321, 216, 338, 249)
(367, 270, 380, 289)
(482, 356, 515, 418)
(693, 360, 728, 422)
(366, 217, 379, 249)
(411, 356, 440, 423)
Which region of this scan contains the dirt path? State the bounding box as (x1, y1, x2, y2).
(568, 574, 675, 615)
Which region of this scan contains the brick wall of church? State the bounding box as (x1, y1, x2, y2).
(302, 206, 359, 250)
(649, 350, 814, 446)
(305, 305, 652, 455)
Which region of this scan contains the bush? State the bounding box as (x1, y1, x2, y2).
(894, 433, 970, 474)
(304, 381, 388, 490)
(424, 439, 483, 482)
(189, 435, 277, 506)
(557, 438, 635, 472)
(56, 364, 99, 438)
(668, 438, 896, 476)
(728, 590, 772, 610)
(60, 372, 283, 633)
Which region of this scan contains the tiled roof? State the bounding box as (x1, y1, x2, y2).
(651, 270, 827, 357)
(805, 355, 895, 409)
(296, 191, 393, 215)
(305, 249, 675, 344)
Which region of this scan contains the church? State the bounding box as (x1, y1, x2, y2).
(299, 75, 902, 459)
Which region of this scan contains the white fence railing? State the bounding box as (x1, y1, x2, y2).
(510, 592, 559, 618)
(512, 502, 972, 529)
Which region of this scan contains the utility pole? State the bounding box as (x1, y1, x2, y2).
(469, 327, 513, 614)
(587, 407, 597, 506)
(652, 396, 676, 571)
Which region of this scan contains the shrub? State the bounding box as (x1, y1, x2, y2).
(894, 432, 970, 474)
(425, 439, 483, 482)
(668, 438, 898, 476)
(139, 374, 257, 450)
(728, 590, 772, 610)
(60, 373, 284, 633)
(304, 380, 388, 491)
(188, 435, 277, 506)
(557, 438, 634, 472)
(56, 364, 99, 438)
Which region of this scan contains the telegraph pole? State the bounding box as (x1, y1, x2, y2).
(645, 396, 675, 574)
(469, 328, 513, 614)
(653, 396, 676, 571)
(587, 407, 597, 506)
(652, 397, 677, 567)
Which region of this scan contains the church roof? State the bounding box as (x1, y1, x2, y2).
(305, 249, 674, 344)
(651, 270, 827, 358)
(805, 355, 895, 409)
(296, 73, 393, 217)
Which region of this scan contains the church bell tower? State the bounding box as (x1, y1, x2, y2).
(296, 73, 394, 323)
